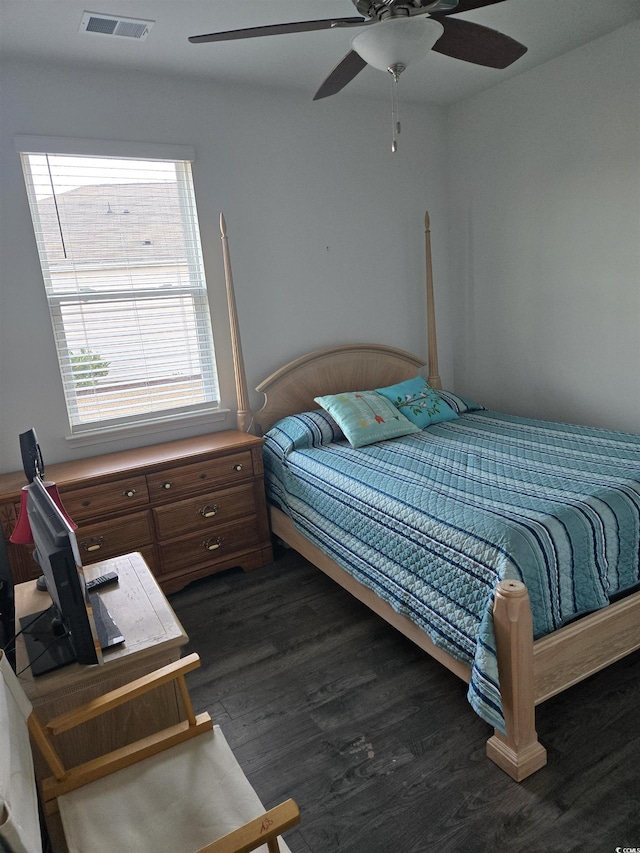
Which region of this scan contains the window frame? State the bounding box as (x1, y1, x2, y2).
(16, 136, 224, 442)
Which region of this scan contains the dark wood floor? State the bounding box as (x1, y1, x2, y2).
(169, 547, 640, 853)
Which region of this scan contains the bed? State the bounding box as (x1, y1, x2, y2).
(220, 212, 640, 781)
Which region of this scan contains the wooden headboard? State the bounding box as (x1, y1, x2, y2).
(220, 211, 441, 434)
(254, 344, 424, 433)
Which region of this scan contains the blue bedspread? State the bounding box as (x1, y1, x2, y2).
(263, 408, 640, 732)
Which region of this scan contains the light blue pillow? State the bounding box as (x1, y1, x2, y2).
(314, 390, 420, 448)
(376, 376, 458, 428)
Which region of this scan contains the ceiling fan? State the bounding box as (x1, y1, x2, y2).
(189, 0, 527, 149)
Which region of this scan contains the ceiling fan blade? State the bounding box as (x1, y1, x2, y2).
(189, 17, 365, 44)
(313, 50, 368, 101)
(440, 0, 508, 13)
(431, 17, 526, 68)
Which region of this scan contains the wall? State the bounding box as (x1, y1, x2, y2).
(2, 21, 638, 476)
(447, 22, 640, 433)
(0, 58, 449, 471)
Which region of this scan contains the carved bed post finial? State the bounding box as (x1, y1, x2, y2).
(424, 211, 442, 390)
(220, 213, 254, 434)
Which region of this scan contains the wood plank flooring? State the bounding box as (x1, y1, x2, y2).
(169, 547, 640, 853)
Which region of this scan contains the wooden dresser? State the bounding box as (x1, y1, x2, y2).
(0, 431, 273, 593)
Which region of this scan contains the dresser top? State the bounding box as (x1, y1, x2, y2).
(0, 430, 264, 499)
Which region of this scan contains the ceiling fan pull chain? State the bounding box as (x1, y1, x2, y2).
(389, 63, 403, 153)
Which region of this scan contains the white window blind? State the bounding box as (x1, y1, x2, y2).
(18, 143, 219, 435)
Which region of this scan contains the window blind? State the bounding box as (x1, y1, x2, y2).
(19, 148, 219, 434)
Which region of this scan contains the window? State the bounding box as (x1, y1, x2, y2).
(17, 137, 219, 436)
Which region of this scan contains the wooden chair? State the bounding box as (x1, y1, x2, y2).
(0, 650, 300, 853)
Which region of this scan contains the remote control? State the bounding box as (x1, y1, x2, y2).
(85, 571, 119, 592)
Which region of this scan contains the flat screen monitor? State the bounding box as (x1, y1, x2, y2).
(19, 477, 123, 676)
(0, 533, 15, 670)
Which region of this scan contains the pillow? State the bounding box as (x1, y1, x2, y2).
(376, 376, 458, 428)
(262, 410, 345, 458)
(314, 390, 420, 448)
(436, 389, 486, 414)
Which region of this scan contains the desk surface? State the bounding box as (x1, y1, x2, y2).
(15, 551, 188, 703)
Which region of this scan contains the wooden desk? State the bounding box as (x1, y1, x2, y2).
(15, 551, 189, 851)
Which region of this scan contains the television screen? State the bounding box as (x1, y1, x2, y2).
(20, 477, 123, 676)
(0, 533, 15, 670)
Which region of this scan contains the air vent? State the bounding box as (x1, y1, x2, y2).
(80, 11, 154, 40)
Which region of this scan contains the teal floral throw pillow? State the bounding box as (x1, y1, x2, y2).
(376, 376, 458, 429)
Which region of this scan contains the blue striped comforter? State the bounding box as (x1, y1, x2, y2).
(263, 409, 640, 732)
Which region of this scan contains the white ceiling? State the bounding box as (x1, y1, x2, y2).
(1, 0, 639, 105)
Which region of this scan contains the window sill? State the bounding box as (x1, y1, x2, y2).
(66, 408, 231, 449)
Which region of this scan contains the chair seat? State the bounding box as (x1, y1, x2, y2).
(57, 724, 292, 853)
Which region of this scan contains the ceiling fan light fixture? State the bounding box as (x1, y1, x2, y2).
(351, 16, 444, 73)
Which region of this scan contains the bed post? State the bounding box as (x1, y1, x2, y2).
(220, 213, 254, 434)
(486, 580, 547, 781)
(424, 211, 441, 390)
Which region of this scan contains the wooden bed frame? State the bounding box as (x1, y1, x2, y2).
(219, 212, 640, 781)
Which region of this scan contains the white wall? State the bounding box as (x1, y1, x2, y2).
(2, 21, 639, 475)
(0, 58, 450, 471)
(447, 22, 640, 433)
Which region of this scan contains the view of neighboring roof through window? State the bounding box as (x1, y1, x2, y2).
(18, 145, 220, 436)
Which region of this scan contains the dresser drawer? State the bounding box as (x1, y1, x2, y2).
(61, 476, 149, 521)
(153, 483, 256, 540)
(156, 516, 261, 574)
(146, 451, 254, 502)
(75, 511, 153, 564)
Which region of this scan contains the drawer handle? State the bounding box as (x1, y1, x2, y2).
(161, 481, 173, 490)
(204, 536, 222, 551)
(123, 488, 137, 498)
(80, 536, 104, 553)
(199, 504, 219, 518)
(232, 464, 243, 472)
